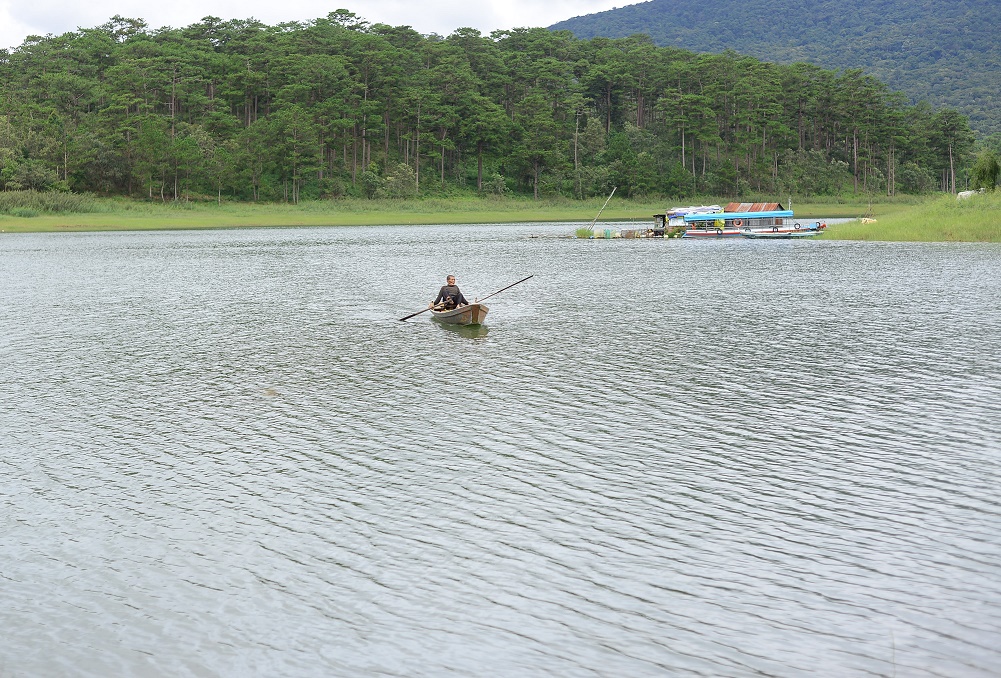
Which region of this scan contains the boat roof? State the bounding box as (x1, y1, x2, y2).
(664, 205, 722, 216)
(684, 210, 793, 222)
(725, 202, 785, 212)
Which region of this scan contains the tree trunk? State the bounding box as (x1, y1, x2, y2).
(477, 141, 483, 192)
(440, 129, 446, 187)
(415, 102, 421, 195)
(949, 142, 956, 193)
(681, 126, 686, 174)
(605, 85, 612, 134)
(351, 128, 357, 186)
(852, 129, 859, 194)
(887, 143, 895, 197)
(574, 113, 581, 198)
(384, 109, 390, 163)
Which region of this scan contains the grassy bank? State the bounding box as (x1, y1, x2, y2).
(1, 192, 997, 241)
(0, 194, 669, 233)
(822, 193, 1001, 242)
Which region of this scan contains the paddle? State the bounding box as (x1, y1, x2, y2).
(399, 303, 444, 322)
(398, 275, 534, 321)
(474, 275, 534, 303)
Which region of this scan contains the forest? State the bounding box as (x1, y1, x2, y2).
(0, 12, 982, 203)
(552, 0, 1001, 136)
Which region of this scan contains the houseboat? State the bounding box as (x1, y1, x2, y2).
(652, 205, 722, 237)
(682, 202, 797, 238)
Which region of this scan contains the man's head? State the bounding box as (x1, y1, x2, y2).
(446, 275, 456, 285)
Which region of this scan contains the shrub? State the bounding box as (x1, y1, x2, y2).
(970, 151, 1001, 191)
(0, 190, 99, 213)
(358, 164, 383, 199)
(488, 172, 506, 196)
(379, 163, 418, 198)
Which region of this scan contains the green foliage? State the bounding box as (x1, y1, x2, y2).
(379, 163, 418, 198)
(978, 134, 1001, 157)
(1, 158, 58, 191)
(895, 162, 938, 194)
(0, 15, 979, 204)
(0, 190, 100, 213)
(970, 151, 1001, 191)
(826, 192, 1001, 242)
(358, 164, 383, 199)
(551, 0, 1001, 136)
(776, 150, 852, 197)
(487, 172, 507, 196)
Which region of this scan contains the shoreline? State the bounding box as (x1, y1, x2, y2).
(1, 195, 998, 242)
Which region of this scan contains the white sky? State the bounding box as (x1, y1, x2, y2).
(0, 0, 631, 50)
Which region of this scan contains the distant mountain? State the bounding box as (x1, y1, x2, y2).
(551, 0, 1001, 136)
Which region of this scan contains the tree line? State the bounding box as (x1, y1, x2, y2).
(0, 12, 981, 202)
(551, 0, 1001, 137)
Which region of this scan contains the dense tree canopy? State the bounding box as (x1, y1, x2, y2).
(0, 14, 978, 202)
(552, 0, 1001, 136)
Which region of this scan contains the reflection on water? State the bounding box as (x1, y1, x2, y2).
(2, 224, 1000, 677)
(433, 320, 490, 338)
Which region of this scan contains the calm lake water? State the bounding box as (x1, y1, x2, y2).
(2, 223, 1000, 677)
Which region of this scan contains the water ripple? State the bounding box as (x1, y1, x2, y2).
(2, 227, 1000, 676)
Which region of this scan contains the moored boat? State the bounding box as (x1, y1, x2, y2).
(681, 202, 823, 238)
(741, 226, 825, 239)
(430, 303, 489, 326)
(653, 205, 722, 236)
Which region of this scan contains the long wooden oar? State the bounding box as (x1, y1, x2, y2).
(399, 303, 444, 322)
(398, 275, 533, 321)
(475, 275, 534, 303)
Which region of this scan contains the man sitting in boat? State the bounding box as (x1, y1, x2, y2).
(430, 275, 469, 310)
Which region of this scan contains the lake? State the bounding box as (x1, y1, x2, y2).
(2, 223, 1000, 676)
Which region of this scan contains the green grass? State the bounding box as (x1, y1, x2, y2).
(0, 190, 101, 215)
(822, 192, 1001, 242)
(1, 191, 998, 241)
(0, 194, 668, 233)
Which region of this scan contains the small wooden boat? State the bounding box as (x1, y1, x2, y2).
(430, 303, 489, 326)
(741, 229, 824, 239)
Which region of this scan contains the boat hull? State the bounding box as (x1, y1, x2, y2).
(682, 227, 743, 238)
(684, 221, 826, 238)
(431, 303, 489, 325)
(741, 230, 823, 239)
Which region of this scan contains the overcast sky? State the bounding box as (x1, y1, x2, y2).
(0, 0, 631, 50)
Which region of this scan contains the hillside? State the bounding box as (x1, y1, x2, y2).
(551, 0, 1001, 136)
(0, 17, 974, 202)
